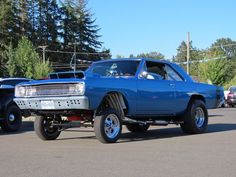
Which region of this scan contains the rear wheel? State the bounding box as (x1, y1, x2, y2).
(34, 115, 61, 140)
(180, 100, 208, 134)
(1, 105, 22, 132)
(94, 109, 122, 143)
(126, 123, 150, 132)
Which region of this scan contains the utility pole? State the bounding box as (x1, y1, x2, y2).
(38, 45, 47, 63)
(73, 42, 77, 72)
(186, 32, 190, 74)
(69, 41, 80, 72)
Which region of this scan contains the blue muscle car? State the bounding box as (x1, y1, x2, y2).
(14, 58, 224, 143)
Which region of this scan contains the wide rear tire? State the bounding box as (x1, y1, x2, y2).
(180, 100, 208, 134)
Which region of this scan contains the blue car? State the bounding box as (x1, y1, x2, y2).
(14, 58, 224, 143)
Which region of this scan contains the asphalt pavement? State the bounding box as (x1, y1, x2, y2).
(0, 108, 236, 177)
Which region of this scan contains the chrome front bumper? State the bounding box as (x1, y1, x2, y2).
(14, 96, 89, 110)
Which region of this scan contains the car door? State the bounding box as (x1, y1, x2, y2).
(136, 61, 176, 115)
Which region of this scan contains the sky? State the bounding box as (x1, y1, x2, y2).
(87, 0, 236, 59)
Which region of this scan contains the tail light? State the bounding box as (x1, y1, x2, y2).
(228, 92, 234, 98)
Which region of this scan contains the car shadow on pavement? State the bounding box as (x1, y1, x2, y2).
(54, 123, 236, 143)
(0, 121, 34, 136)
(207, 123, 236, 133)
(119, 123, 236, 143)
(208, 114, 224, 117)
(1, 122, 236, 143)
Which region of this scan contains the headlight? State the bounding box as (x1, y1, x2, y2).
(74, 82, 85, 95)
(15, 86, 26, 97)
(26, 86, 37, 97)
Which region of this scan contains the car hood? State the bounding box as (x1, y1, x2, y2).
(17, 78, 85, 86)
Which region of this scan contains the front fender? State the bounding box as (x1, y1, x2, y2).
(85, 77, 137, 115)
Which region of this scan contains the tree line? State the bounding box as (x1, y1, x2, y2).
(173, 38, 236, 88)
(116, 38, 236, 88)
(0, 0, 110, 78)
(1, 0, 235, 87)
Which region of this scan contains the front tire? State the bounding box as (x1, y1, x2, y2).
(94, 109, 122, 143)
(34, 116, 61, 140)
(180, 100, 208, 134)
(1, 105, 22, 132)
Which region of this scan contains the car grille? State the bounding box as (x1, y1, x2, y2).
(27, 84, 77, 97)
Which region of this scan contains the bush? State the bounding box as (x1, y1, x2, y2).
(7, 37, 52, 79)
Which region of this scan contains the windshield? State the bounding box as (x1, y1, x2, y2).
(87, 60, 140, 77)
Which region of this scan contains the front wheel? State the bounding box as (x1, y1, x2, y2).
(1, 105, 22, 132)
(180, 100, 208, 134)
(94, 109, 122, 143)
(34, 116, 61, 140)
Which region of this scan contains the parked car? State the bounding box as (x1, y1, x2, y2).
(225, 86, 236, 107)
(14, 58, 224, 143)
(0, 78, 32, 132)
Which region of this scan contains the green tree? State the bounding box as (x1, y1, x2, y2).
(7, 37, 51, 79)
(1, 0, 109, 66)
(200, 38, 236, 86)
(116, 54, 125, 58)
(199, 59, 231, 86)
(136, 51, 165, 59)
(173, 41, 203, 76)
(209, 38, 236, 59)
(76, 0, 103, 60)
(35, 0, 61, 50)
(61, 0, 104, 61)
(225, 75, 236, 89)
(100, 48, 111, 59)
(34, 60, 52, 79)
(0, 0, 20, 46)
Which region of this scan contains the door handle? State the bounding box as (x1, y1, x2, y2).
(169, 83, 175, 87)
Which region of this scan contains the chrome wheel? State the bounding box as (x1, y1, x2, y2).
(8, 113, 16, 123)
(195, 107, 205, 128)
(104, 114, 120, 139)
(94, 109, 122, 143)
(181, 100, 208, 134)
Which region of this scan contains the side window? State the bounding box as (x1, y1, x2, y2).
(164, 65, 183, 81)
(145, 61, 166, 80)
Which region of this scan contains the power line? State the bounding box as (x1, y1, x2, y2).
(37, 48, 110, 55)
(176, 56, 227, 65)
(180, 43, 236, 52)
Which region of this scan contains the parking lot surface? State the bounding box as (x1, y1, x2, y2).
(1, 108, 236, 177)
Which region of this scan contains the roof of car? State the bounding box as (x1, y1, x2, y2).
(93, 58, 172, 64)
